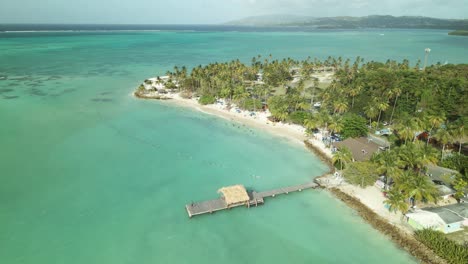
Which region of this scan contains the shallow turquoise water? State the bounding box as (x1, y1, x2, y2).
(2, 29, 467, 264)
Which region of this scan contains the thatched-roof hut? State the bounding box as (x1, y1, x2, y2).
(218, 185, 250, 207)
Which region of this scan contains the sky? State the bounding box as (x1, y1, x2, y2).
(0, 0, 467, 24)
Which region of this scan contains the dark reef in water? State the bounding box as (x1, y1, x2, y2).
(49, 88, 76, 97)
(46, 75, 62, 80)
(28, 88, 47, 96)
(91, 98, 113, 102)
(3, 95, 19, 99)
(0, 88, 14, 94)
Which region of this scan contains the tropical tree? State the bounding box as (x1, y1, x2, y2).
(342, 161, 379, 187)
(395, 171, 438, 206)
(453, 178, 467, 201)
(396, 142, 438, 174)
(332, 147, 353, 170)
(309, 77, 320, 109)
(376, 99, 389, 127)
(388, 87, 402, 124)
(425, 114, 445, 145)
(384, 188, 409, 214)
(449, 122, 465, 154)
(233, 86, 250, 109)
(348, 84, 362, 109)
(333, 100, 349, 114)
(340, 114, 368, 139)
(434, 128, 452, 159)
(395, 116, 422, 144)
(328, 115, 344, 136)
(372, 150, 403, 183)
(364, 102, 379, 127)
(304, 117, 319, 134)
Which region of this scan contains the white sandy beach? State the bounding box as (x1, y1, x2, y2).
(134, 90, 414, 235)
(139, 91, 330, 150)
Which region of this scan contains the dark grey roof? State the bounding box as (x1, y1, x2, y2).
(436, 185, 456, 196)
(426, 165, 459, 184)
(424, 203, 468, 224)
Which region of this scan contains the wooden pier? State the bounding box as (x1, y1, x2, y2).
(185, 182, 318, 218)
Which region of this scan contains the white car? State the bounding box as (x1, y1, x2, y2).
(313, 102, 321, 107)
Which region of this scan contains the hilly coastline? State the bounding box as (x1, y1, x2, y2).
(226, 15, 468, 30)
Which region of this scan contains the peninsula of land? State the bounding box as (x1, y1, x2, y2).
(134, 55, 468, 264)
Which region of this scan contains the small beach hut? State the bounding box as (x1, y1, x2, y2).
(218, 185, 250, 208)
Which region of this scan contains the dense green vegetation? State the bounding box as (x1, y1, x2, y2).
(342, 161, 379, 187)
(448, 30, 468, 36)
(159, 53, 468, 264)
(198, 94, 216, 105)
(227, 15, 468, 30)
(414, 229, 468, 264)
(163, 55, 467, 213)
(340, 114, 368, 138)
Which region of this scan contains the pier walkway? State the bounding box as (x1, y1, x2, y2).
(186, 182, 319, 218)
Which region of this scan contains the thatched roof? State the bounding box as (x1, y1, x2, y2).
(218, 185, 250, 206)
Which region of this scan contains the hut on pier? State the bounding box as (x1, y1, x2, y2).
(218, 185, 250, 208)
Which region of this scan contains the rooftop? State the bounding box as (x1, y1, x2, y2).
(333, 137, 381, 161)
(426, 164, 459, 184)
(406, 210, 446, 227)
(424, 203, 468, 224)
(217, 185, 250, 206)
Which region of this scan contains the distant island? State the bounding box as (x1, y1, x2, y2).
(226, 15, 468, 30)
(448, 30, 468, 36)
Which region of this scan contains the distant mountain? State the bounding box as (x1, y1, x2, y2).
(225, 14, 312, 27)
(225, 15, 468, 30)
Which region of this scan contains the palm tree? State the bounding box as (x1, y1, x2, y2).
(328, 115, 344, 136)
(372, 150, 403, 184)
(449, 124, 465, 154)
(304, 117, 319, 135)
(395, 171, 438, 206)
(333, 100, 349, 114)
(388, 87, 402, 124)
(384, 188, 409, 214)
(396, 142, 438, 174)
(376, 99, 389, 127)
(332, 147, 353, 170)
(396, 117, 422, 144)
(233, 86, 250, 109)
(425, 114, 445, 145)
(317, 110, 331, 137)
(348, 84, 362, 109)
(309, 77, 320, 109)
(434, 128, 452, 159)
(364, 102, 379, 127)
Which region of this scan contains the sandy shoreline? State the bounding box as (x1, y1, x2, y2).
(137, 91, 330, 151)
(134, 90, 448, 263)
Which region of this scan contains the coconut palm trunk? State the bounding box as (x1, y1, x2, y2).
(389, 95, 399, 124)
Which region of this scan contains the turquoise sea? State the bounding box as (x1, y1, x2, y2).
(1, 28, 467, 264)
